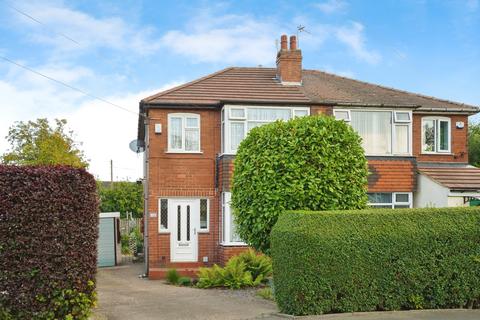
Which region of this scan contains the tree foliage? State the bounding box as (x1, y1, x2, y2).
(97, 181, 143, 218)
(1, 118, 88, 168)
(468, 122, 480, 167)
(231, 115, 369, 254)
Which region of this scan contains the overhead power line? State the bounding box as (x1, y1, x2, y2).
(0, 55, 139, 116)
(6, 4, 81, 46)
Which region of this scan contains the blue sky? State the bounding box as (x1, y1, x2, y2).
(0, 0, 479, 180)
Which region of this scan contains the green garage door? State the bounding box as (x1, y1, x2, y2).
(98, 218, 115, 267)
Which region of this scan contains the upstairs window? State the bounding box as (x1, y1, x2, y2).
(222, 106, 310, 154)
(422, 117, 451, 153)
(334, 109, 412, 156)
(168, 113, 200, 152)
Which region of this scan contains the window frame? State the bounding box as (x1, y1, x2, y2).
(222, 105, 310, 154)
(333, 109, 351, 122)
(167, 113, 201, 153)
(229, 107, 246, 120)
(198, 198, 209, 233)
(394, 111, 411, 123)
(421, 116, 451, 154)
(367, 192, 413, 209)
(334, 108, 412, 156)
(221, 192, 247, 246)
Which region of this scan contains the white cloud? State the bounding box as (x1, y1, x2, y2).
(315, 0, 348, 14)
(335, 22, 381, 64)
(0, 59, 178, 181)
(8, 1, 161, 55)
(161, 12, 280, 65)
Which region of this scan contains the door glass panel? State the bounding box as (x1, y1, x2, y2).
(200, 199, 208, 229)
(160, 199, 168, 229)
(177, 205, 181, 241)
(186, 205, 190, 241)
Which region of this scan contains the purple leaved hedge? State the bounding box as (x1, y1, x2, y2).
(0, 165, 99, 319)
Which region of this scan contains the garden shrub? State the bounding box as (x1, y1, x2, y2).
(197, 251, 272, 289)
(0, 165, 98, 319)
(232, 115, 368, 253)
(166, 269, 180, 285)
(236, 249, 272, 282)
(271, 207, 480, 315)
(178, 277, 192, 286)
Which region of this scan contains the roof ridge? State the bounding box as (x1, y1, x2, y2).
(142, 67, 235, 103)
(303, 69, 478, 109)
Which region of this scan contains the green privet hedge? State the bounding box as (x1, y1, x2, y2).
(271, 208, 480, 315)
(0, 165, 99, 319)
(232, 115, 368, 253)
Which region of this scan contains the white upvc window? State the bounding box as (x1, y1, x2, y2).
(367, 192, 413, 209)
(222, 105, 310, 154)
(333, 109, 351, 122)
(334, 109, 412, 156)
(199, 198, 209, 232)
(421, 117, 451, 153)
(221, 192, 246, 245)
(167, 113, 201, 152)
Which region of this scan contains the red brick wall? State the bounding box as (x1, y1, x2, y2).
(367, 158, 416, 192)
(310, 105, 333, 115)
(413, 114, 468, 163)
(146, 108, 220, 269)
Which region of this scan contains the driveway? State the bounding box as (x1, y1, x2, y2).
(91, 262, 277, 320)
(92, 263, 480, 320)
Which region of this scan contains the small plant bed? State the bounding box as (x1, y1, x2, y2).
(164, 269, 194, 287)
(197, 249, 272, 289)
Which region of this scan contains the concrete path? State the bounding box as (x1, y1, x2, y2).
(91, 263, 277, 320)
(92, 263, 480, 320)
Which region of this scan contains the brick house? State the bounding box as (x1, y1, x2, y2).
(137, 35, 479, 278)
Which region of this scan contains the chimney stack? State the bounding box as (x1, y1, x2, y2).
(276, 34, 302, 85)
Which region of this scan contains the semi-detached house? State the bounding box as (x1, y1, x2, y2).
(137, 34, 480, 278)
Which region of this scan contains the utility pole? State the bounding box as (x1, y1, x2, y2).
(110, 159, 113, 188)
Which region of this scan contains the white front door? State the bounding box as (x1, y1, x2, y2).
(169, 199, 199, 262)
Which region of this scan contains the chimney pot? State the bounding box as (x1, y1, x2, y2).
(280, 34, 288, 50)
(290, 35, 297, 50)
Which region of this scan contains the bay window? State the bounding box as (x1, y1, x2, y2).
(222, 192, 246, 245)
(334, 109, 412, 156)
(222, 105, 310, 154)
(168, 113, 200, 152)
(368, 192, 412, 208)
(421, 117, 450, 153)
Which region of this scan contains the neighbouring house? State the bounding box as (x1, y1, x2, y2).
(137, 34, 479, 278)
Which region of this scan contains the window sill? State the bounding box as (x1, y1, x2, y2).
(221, 242, 248, 247)
(165, 151, 203, 154)
(159, 230, 170, 234)
(420, 152, 452, 155)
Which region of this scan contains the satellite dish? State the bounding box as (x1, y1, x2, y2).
(129, 139, 145, 153)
